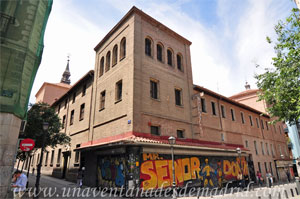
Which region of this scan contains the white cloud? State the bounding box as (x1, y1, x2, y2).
(29, 0, 294, 104)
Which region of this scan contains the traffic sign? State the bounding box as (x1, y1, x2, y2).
(20, 139, 35, 151)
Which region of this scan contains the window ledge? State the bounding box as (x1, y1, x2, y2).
(115, 99, 122, 104)
(150, 97, 160, 102)
(145, 54, 153, 58)
(112, 63, 117, 67)
(56, 164, 60, 167)
(120, 56, 125, 61)
(79, 118, 84, 121)
(74, 163, 80, 167)
(175, 104, 184, 108)
(50, 164, 53, 167)
(99, 108, 105, 112)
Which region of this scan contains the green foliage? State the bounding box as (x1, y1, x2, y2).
(255, 8, 300, 125)
(19, 102, 70, 149)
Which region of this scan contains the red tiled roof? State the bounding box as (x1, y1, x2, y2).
(51, 70, 94, 107)
(229, 89, 260, 99)
(78, 131, 248, 152)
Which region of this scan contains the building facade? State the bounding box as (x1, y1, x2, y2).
(230, 84, 298, 177)
(26, 6, 290, 190)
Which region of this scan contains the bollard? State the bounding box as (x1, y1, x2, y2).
(278, 192, 281, 199)
(295, 177, 300, 194)
(258, 196, 261, 199)
(290, 189, 294, 197)
(295, 187, 299, 195)
(284, 190, 289, 198)
(269, 194, 272, 199)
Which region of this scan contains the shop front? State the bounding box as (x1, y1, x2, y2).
(78, 139, 251, 191)
(275, 159, 295, 182)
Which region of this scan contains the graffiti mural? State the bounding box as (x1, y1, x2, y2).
(140, 153, 249, 190)
(97, 156, 126, 187)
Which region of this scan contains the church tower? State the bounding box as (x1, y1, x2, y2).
(61, 57, 71, 84)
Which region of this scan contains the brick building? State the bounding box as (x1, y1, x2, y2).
(26, 6, 289, 190)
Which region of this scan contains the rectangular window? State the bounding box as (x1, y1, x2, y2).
(50, 150, 55, 165)
(270, 162, 273, 175)
(175, 88, 182, 106)
(273, 125, 276, 133)
(57, 149, 62, 165)
(258, 162, 261, 173)
(266, 143, 270, 155)
(116, 80, 122, 101)
(82, 84, 86, 96)
(31, 155, 35, 166)
(265, 162, 268, 173)
(37, 154, 40, 165)
(70, 110, 74, 125)
(62, 115, 66, 129)
(221, 105, 226, 118)
(150, 126, 160, 136)
(261, 141, 265, 155)
(265, 121, 269, 130)
(256, 118, 260, 128)
(74, 144, 81, 165)
(72, 92, 76, 103)
(64, 99, 68, 109)
(271, 144, 274, 157)
(100, 90, 106, 110)
(221, 133, 224, 141)
(249, 115, 253, 126)
(261, 120, 264, 129)
(58, 104, 61, 114)
(79, 103, 85, 121)
(211, 101, 216, 115)
(150, 80, 158, 99)
(177, 130, 184, 138)
(245, 140, 249, 148)
(241, 112, 245, 124)
(279, 125, 282, 134)
(254, 141, 258, 155)
(231, 109, 235, 121)
(201, 98, 206, 112)
(45, 151, 49, 166)
(279, 145, 282, 155)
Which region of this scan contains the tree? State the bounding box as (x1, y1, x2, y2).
(255, 8, 300, 125)
(19, 102, 70, 148)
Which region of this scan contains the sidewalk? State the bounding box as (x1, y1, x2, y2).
(7, 173, 300, 199)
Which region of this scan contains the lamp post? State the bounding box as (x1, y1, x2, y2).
(34, 122, 49, 198)
(236, 147, 244, 186)
(168, 136, 176, 199)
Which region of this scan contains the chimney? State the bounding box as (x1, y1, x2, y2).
(245, 82, 250, 90)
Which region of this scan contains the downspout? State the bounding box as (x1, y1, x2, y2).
(184, 44, 194, 139)
(217, 97, 224, 133)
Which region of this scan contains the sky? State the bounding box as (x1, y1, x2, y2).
(29, 0, 296, 104)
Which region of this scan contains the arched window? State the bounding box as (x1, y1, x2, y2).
(106, 51, 111, 72)
(177, 53, 183, 71)
(99, 56, 104, 77)
(167, 49, 173, 66)
(145, 38, 152, 56)
(157, 44, 163, 62)
(120, 37, 126, 60)
(112, 45, 118, 66)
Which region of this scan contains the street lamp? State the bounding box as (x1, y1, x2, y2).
(168, 136, 176, 199)
(34, 122, 48, 198)
(236, 147, 244, 186)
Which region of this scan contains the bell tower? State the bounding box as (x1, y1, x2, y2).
(61, 56, 71, 84)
